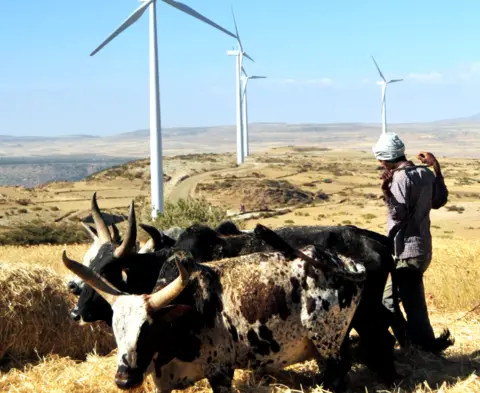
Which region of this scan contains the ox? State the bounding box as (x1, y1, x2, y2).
(66, 202, 404, 385)
(63, 240, 367, 392)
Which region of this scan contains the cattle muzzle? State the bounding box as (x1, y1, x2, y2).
(69, 307, 81, 321)
(115, 367, 144, 390)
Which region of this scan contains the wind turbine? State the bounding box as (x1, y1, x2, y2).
(226, 10, 254, 165)
(241, 67, 266, 158)
(90, 0, 237, 220)
(371, 56, 403, 134)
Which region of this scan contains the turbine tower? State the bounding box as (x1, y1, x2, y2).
(226, 10, 254, 165)
(90, 0, 237, 220)
(371, 56, 403, 134)
(241, 67, 266, 158)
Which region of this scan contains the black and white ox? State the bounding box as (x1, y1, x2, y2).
(63, 238, 367, 393)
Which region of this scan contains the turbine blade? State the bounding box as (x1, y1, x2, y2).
(371, 56, 386, 82)
(90, 0, 154, 56)
(163, 0, 237, 39)
(251, 76, 267, 79)
(231, 8, 243, 51)
(388, 79, 404, 83)
(241, 66, 248, 77)
(243, 52, 255, 63)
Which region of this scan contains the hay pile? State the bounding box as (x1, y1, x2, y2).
(0, 353, 153, 393)
(0, 262, 115, 364)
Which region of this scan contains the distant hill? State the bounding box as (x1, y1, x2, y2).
(431, 112, 480, 125)
(1, 114, 480, 162)
(0, 134, 99, 143)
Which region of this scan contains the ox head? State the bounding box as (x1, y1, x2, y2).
(67, 193, 139, 324)
(214, 220, 243, 236)
(63, 250, 194, 390)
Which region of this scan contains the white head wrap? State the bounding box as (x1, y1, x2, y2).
(372, 132, 405, 161)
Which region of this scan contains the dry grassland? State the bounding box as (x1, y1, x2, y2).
(0, 239, 478, 393)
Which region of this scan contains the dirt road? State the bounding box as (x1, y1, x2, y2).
(167, 162, 262, 203)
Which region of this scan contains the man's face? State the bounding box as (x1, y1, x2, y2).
(378, 160, 395, 170)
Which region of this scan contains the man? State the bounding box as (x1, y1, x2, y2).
(372, 132, 453, 352)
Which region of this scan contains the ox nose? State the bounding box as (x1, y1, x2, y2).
(115, 370, 143, 390)
(70, 310, 81, 321)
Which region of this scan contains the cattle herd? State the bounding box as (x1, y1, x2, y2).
(62, 192, 454, 393)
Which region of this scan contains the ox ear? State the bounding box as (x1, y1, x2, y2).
(62, 250, 124, 305)
(146, 252, 192, 311)
(91, 192, 112, 244)
(155, 304, 196, 323)
(139, 224, 163, 252)
(114, 201, 137, 258)
(139, 224, 176, 252)
(155, 304, 197, 330)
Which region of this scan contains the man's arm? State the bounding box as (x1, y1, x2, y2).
(418, 152, 448, 209)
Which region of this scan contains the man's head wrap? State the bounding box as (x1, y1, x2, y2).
(372, 132, 405, 161)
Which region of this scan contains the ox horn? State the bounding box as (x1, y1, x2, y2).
(147, 253, 191, 311)
(62, 250, 123, 305)
(91, 192, 112, 244)
(80, 222, 99, 242)
(113, 201, 137, 258)
(111, 222, 121, 244)
(139, 223, 164, 252)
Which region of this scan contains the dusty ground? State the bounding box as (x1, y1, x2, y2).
(3, 146, 478, 239)
(0, 153, 236, 228)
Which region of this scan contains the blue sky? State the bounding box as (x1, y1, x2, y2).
(1, 0, 479, 137)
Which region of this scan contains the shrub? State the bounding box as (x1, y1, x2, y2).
(0, 221, 90, 246)
(152, 198, 231, 230)
(446, 205, 465, 214)
(16, 199, 31, 206)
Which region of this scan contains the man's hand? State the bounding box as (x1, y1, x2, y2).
(417, 151, 443, 177)
(417, 152, 437, 167)
(380, 169, 393, 191)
